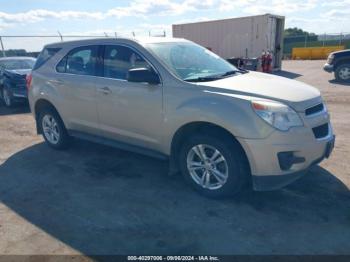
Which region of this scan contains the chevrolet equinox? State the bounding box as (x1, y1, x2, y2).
(28, 38, 335, 197)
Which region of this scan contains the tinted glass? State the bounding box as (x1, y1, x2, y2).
(103, 45, 151, 80)
(57, 46, 98, 76)
(146, 42, 237, 81)
(56, 56, 67, 73)
(33, 47, 60, 70)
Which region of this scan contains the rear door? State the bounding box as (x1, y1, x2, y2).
(54, 45, 101, 135)
(95, 44, 163, 150)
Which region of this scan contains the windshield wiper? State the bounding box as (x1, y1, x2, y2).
(184, 76, 223, 82)
(184, 69, 248, 82)
(220, 70, 239, 77)
(220, 69, 248, 77)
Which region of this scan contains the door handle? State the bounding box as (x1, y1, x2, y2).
(98, 86, 111, 95)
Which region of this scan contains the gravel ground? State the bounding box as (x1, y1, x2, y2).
(0, 60, 349, 255)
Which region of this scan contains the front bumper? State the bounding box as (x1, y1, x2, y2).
(251, 135, 335, 191)
(323, 63, 334, 73)
(252, 170, 307, 191)
(238, 108, 335, 191)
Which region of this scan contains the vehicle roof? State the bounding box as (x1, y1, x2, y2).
(45, 37, 190, 48)
(0, 56, 36, 61)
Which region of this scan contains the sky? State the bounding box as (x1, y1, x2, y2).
(0, 0, 350, 51)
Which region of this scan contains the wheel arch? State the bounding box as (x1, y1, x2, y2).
(169, 121, 251, 177)
(34, 99, 64, 134)
(334, 58, 350, 70)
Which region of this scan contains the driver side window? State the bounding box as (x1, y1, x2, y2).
(103, 45, 151, 80)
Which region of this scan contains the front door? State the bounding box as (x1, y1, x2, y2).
(95, 45, 163, 150)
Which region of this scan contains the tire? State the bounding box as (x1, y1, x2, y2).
(335, 63, 350, 82)
(2, 87, 13, 107)
(38, 108, 70, 150)
(179, 134, 249, 198)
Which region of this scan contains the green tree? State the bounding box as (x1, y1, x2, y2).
(284, 27, 315, 37)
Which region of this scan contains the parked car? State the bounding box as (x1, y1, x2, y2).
(28, 38, 335, 197)
(0, 57, 36, 107)
(323, 49, 350, 82)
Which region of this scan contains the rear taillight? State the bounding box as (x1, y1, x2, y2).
(26, 73, 33, 90)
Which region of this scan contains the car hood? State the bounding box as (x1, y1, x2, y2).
(198, 71, 322, 111)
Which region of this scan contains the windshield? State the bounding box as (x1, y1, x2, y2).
(146, 42, 238, 82)
(0, 59, 36, 70)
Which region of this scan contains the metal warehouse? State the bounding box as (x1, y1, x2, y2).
(172, 14, 285, 70)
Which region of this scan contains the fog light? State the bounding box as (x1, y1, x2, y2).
(278, 152, 305, 171)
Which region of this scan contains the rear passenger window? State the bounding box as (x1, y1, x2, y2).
(56, 46, 98, 76)
(103, 45, 151, 80)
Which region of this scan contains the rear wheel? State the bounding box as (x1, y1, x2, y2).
(335, 63, 350, 82)
(2, 88, 13, 107)
(179, 134, 249, 198)
(38, 108, 70, 149)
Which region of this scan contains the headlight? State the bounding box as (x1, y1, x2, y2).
(252, 100, 303, 131)
(327, 54, 334, 64)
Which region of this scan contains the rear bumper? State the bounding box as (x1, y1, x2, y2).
(323, 63, 334, 73)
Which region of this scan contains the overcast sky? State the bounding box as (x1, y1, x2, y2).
(1, 0, 350, 51)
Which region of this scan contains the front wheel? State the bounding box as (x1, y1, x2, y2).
(179, 134, 249, 198)
(2, 88, 13, 107)
(38, 108, 70, 149)
(335, 63, 350, 82)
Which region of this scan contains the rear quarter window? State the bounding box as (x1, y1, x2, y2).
(33, 47, 61, 70)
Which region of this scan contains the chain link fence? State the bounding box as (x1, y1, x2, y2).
(1, 32, 349, 59)
(0, 34, 117, 57)
(283, 32, 350, 58)
(0, 30, 167, 57)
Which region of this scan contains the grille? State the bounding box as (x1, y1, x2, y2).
(305, 103, 324, 116)
(312, 123, 329, 139)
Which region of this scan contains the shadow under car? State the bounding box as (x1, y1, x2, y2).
(0, 140, 349, 255)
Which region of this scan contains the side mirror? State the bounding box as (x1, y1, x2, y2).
(127, 68, 160, 85)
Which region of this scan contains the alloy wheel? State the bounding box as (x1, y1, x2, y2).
(339, 67, 350, 80)
(3, 89, 11, 106)
(186, 144, 229, 190)
(42, 114, 60, 144)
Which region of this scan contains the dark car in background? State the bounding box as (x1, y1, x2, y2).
(0, 57, 36, 107)
(323, 49, 350, 83)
